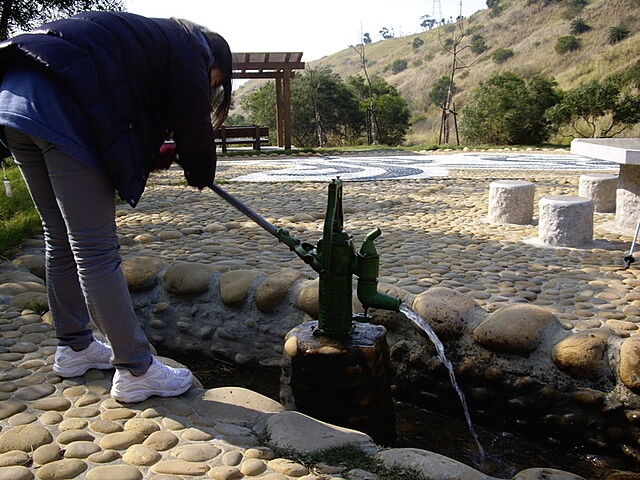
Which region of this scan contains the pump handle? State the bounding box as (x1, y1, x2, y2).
(209, 184, 278, 236)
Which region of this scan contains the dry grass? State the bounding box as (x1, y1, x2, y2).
(233, 0, 640, 145)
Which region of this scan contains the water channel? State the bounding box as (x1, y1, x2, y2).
(161, 343, 639, 479)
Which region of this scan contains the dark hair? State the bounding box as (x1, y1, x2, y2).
(202, 31, 233, 129)
(173, 19, 233, 129)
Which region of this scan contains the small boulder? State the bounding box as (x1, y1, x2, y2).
(620, 336, 640, 393)
(122, 256, 168, 291)
(513, 467, 586, 480)
(473, 304, 558, 354)
(255, 269, 306, 314)
(296, 278, 319, 319)
(377, 448, 490, 480)
(412, 287, 479, 340)
(0, 281, 46, 296)
(220, 270, 262, 306)
(11, 291, 48, 312)
(266, 411, 376, 455)
(551, 329, 612, 378)
(11, 254, 45, 280)
(161, 262, 216, 295)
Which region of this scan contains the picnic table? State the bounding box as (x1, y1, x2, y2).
(571, 138, 640, 231)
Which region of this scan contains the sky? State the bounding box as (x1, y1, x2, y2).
(125, 0, 487, 62)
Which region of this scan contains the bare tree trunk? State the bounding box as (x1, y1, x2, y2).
(352, 39, 378, 145)
(0, 0, 14, 40)
(439, 1, 468, 146)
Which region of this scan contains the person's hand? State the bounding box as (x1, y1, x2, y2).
(184, 162, 215, 189)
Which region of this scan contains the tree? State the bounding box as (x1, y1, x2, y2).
(460, 71, 561, 145)
(429, 76, 456, 107)
(371, 93, 411, 145)
(526, 75, 564, 141)
(291, 68, 364, 147)
(545, 79, 640, 138)
(362, 32, 372, 45)
(420, 15, 436, 30)
(241, 82, 277, 130)
(347, 75, 410, 146)
(379, 27, 394, 40)
(437, 12, 489, 144)
(241, 69, 365, 148)
(487, 0, 505, 17)
(412, 37, 424, 50)
(0, 0, 125, 40)
(351, 35, 380, 144)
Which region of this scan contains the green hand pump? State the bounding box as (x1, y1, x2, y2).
(209, 177, 401, 338)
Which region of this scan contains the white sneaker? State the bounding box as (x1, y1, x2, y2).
(110, 356, 193, 403)
(53, 339, 113, 378)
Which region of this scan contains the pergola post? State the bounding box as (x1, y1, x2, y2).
(231, 52, 305, 151)
(275, 76, 284, 147)
(282, 71, 292, 150)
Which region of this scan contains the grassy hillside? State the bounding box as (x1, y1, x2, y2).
(232, 0, 640, 146)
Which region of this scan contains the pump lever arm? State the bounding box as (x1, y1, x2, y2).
(274, 228, 321, 272)
(209, 184, 278, 235)
(208, 184, 321, 272)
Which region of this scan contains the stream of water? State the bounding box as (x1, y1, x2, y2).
(398, 303, 487, 467)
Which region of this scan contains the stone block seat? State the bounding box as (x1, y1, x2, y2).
(538, 195, 593, 247)
(578, 173, 618, 213)
(488, 180, 535, 225)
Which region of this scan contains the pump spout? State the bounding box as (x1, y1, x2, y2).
(355, 228, 402, 312)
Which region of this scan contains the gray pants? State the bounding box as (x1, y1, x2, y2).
(4, 127, 151, 374)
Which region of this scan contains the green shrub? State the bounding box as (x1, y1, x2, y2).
(489, 2, 506, 17)
(491, 47, 514, 64)
(391, 59, 408, 74)
(569, 17, 591, 34)
(470, 34, 489, 54)
(608, 24, 631, 44)
(555, 35, 582, 54)
(562, 0, 588, 19)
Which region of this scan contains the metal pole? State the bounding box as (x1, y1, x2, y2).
(208, 183, 278, 236)
(624, 218, 640, 269)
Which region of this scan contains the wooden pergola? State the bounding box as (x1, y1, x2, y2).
(232, 52, 305, 150)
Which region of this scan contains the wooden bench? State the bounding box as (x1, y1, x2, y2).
(214, 125, 269, 153)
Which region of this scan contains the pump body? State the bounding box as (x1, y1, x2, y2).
(284, 178, 401, 337)
(211, 178, 402, 338)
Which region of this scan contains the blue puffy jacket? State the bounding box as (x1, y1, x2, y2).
(0, 11, 217, 207)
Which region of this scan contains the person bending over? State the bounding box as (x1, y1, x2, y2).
(0, 11, 232, 403)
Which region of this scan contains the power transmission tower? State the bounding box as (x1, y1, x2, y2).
(432, 0, 442, 25)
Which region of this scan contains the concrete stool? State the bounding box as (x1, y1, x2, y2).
(539, 196, 593, 247)
(578, 173, 617, 213)
(488, 180, 535, 224)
